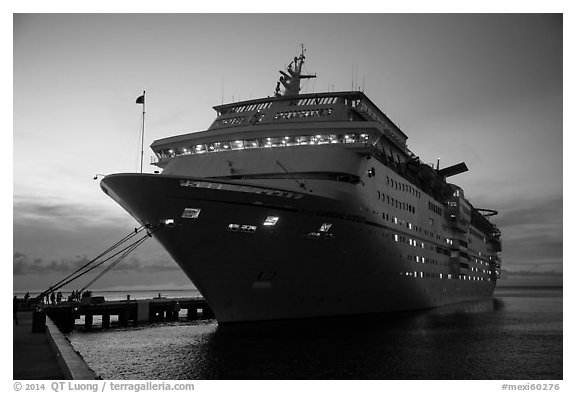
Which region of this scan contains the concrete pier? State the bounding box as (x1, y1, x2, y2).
(14, 296, 213, 379)
(13, 311, 97, 379)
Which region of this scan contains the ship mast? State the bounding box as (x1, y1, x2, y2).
(275, 45, 316, 97)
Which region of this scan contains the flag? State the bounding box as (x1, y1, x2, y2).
(136, 94, 145, 104)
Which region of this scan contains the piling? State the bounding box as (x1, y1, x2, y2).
(45, 296, 214, 332)
(102, 314, 110, 328)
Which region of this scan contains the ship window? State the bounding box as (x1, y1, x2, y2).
(244, 139, 259, 149)
(269, 137, 284, 147)
(182, 208, 201, 219)
(231, 140, 244, 150)
(296, 135, 313, 145)
(240, 225, 257, 233)
(394, 234, 399, 242)
(263, 216, 279, 226)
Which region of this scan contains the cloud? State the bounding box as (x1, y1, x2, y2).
(13, 194, 131, 229)
(498, 268, 563, 287)
(13, 251, 180, 276)
(13, 251, 92, 275)
(501, 269, 562, 277)
(500, 234, 562, 266)
(487, 194, 563, 273)
(495, 195, 562, 229)
(107, 257, 182, 273)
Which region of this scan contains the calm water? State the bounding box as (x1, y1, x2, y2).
(68, 287, 562, 380)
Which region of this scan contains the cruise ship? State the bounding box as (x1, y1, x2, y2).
(101, 48, 502, 323)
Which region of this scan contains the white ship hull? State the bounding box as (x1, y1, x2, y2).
(101, 173, 496, 323)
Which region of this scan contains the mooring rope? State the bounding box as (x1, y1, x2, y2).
(77, 233, 150, 294)
(37, 225, 146, 300)
(45, 231, 152, 297)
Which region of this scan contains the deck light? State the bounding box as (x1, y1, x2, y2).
(263, 216, 279, 226)
(182, 208, 201, 219)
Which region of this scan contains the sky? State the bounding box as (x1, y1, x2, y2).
(11, 13, 564, 292)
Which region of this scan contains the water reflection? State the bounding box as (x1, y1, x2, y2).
(194, 298, 509, 379)
(70, 291, 561, 380)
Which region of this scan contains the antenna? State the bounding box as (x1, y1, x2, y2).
(351, 59, 355, 90)
(355, 61, 358, 91)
